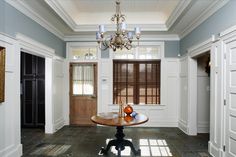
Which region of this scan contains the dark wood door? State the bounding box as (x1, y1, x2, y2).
(21, 52, 45, 128)
(70, 63, 97, 126)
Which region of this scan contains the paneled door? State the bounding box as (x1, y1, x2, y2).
(225, 38, 236, 157)
(21, 52, 45, 128)
(70, 63, 97, 125)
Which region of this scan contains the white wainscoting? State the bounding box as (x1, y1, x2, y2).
(52, 56, 65, 132)
(178, 56, 189, 133)
(0, 34, 22, 157)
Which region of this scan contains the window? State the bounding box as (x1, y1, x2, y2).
(113, 46, 161, 59)
(71, 47, 97, 60)
(72, 64, 95, 95)
(113, 60, 160, 105)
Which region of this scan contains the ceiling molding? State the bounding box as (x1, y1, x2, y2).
(5, 0, 65, 40)
(179, 0, 230, 39)
(64, 34, 180, 42)
(44, 0, 77, 31)
(166, 0, 193, 29)
(72, 24, 168, 32)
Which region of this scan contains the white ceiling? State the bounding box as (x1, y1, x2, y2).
(5, 0, 230, 40)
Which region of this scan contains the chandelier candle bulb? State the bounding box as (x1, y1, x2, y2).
(96, 32, 101, 40)
(99, 25, 105, 34)
(121, 22, 126, 32)
(135, 27, 141, 35)
(128, 32, 133, 39)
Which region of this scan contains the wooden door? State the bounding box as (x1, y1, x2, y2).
(225, 38, 236, 157)
(21, 52, 45, 128)
(70, 63, 97, 126)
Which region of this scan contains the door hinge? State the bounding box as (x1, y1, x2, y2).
(224, 99, 226, 106)
(223, 145, 226, 152)
(224, 53, 226, 60)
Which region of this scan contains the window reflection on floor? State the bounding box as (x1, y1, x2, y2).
(105, 139, 173, 157)
(140, 139, 172, 157)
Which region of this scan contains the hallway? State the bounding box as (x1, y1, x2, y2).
(21, 127, 211, 157)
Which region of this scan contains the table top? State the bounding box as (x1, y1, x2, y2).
(91, 112, 149, 127)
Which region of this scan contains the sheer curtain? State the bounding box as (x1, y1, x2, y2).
(73, 64, 94, 95)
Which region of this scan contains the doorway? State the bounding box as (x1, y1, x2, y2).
(20, 52, 45, 128)
(69, 63, 97, 126)
(196, 53, 210, 134)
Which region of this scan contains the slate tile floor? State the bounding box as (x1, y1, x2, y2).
(21, 126, 211, 157)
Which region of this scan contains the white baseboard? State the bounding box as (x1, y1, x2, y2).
(0, 144, 22, 157)
(53, 118, 65, 132)
(197, 122, 209, 133)
(178, 120, 188, 134)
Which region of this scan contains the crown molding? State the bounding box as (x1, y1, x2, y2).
(166, 0, 193, 29)
(179, 0, 230, 39)
(44, 0, 77, 31)
(5, 0, 65, 40)
(64, 34, 180, 42)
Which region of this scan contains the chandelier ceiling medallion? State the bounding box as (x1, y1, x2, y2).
(96, 0, 141, 51)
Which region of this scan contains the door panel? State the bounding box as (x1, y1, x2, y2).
(21, 52, 45, 128)
(70, 63, 97, 126)
(225, 40, 236, 157)
(209, 41, 224, 157)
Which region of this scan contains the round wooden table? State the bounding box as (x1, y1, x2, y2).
(91, 112, 149, 156)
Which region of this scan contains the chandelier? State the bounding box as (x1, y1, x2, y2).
(96, 0, 141, 51)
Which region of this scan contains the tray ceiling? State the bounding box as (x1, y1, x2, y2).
(5, 0, 230, 40)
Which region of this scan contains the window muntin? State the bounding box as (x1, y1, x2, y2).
(113, 60, 160, 105)
(72, 64, 94, 95)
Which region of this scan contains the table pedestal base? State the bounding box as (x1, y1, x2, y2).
(100, 126, 141, 156)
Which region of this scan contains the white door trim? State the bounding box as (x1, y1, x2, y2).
(187, 38, 212, 135)
(16, 33, 55, 134)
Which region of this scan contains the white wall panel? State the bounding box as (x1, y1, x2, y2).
(52, 58, 65, 131)
(179, 57, 188, 133)
(0, 35, 22, 157)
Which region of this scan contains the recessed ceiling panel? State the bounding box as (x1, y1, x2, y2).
(52, 0, 180, 25)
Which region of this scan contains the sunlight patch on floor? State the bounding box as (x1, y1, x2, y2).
(140, 139, 172, 157)
(105, 138, 173, 157)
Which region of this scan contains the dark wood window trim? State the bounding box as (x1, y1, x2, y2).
(113, 60, 161, 105)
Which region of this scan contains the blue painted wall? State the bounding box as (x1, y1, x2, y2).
(165, 41, 179, 58)
(180, 0, 236, 55)
(0, 0, 66, 57)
